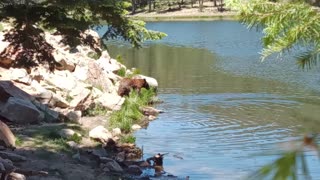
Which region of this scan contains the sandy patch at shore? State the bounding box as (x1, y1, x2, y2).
(130, 2, 237, 18)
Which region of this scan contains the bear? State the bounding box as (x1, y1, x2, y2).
(118, 78, 150, 97)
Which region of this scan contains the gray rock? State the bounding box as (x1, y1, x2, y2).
(66, 141, 80, 150)
(96, 92, 124, 111)
(112, 128, 121, 136)
(69, 84, 91, 109)
(89, 126, 113, 143)
(140, 106, 163, 116)
(99, 157, 113, 163)
(105, 160, 123, 172)
(91, 148, 108, 159)
(131, 124, 141, 131)
(0, 151, 27, 162)
(127, 165, 142, 175)
(58, 129, 76, 139)
(10, 68, 32, 85)
(0, 97, 44, 124)
(0, 81, 34, 102)
(115, 151, 125, 162)
(66, 110, 82, 124)
(32, 101, 59, 122)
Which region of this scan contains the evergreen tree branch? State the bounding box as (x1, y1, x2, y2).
(227, 0, 320, 68)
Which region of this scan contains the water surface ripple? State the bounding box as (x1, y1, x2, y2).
(106, 21, 320, 179)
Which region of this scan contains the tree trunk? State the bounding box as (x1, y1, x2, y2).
(199, 0, 203, 12)
(131, 0, 136, 14)
(148, 0, 152, 12)
(213, 0, 217, 6)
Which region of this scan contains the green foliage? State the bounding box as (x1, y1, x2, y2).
(15, 136, 23, 146)
(0, 0, 166, 70)
(87, 52, 100, 60)
(68, 133, 82, 144)
(0, 23, 3, 31)
(227, 0, 320, 69)
(109, 88, 155, 133)
(65, 94, 74, 103)
(132, 68, 141, 75)
(94, 85, 104, 92)
(247, 134, 320, 179)
(83, 103, 108, 117)
(138, 87, 157, 106)
(126, 68, 141, 78)
(120, 135, 136, 143)
(49, 138, 72, 153)
(116, 54, 125, 64)
(248, 150, 313, 180)
(117, 67, 127, 77)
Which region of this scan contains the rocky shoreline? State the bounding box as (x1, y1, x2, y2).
(0, 23, 164, 179)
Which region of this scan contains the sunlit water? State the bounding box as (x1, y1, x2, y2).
(104, 21, 320, 179)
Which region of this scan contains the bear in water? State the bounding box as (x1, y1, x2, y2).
(117, 78, 150, 97)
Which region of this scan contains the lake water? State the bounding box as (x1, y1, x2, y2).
(106, 21, 320, 179)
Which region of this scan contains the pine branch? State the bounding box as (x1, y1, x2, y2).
(227, 0, 320, 68)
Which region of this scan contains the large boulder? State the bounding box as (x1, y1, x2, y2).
(9, 68, 32, 85)
(66, 110, 82, 124)
(103, 160, 123, 172)
(0, 97, 44, 124)
(96, 93, 124, 111)
(68, 83, 92, 110)
(0, 81, 34, 102)
(59, 129, 79, 139)
(32, 101, 59, 122)
(89, 126, 113, 143)
(73, 66, 88, 81)
(86, 60, 116, 93)
(133, 74, 158, 89)
(96, 51, 125, 72)
(0, 151, 27, 162)
(45, 71, 77, 91)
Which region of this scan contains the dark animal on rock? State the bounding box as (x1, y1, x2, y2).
(117, 78, 149, 97)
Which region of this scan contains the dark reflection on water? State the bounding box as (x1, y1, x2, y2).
(106, 21, 320, 179)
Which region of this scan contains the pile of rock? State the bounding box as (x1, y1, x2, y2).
(0, 28, 158, 126)
(0, 24, 163, 179)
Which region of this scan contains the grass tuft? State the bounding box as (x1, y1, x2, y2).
(68, 133, 82, 144)
(83, 103, 108, 117)
(109, 88, 155, 133)
(120, 135, 136, 143)
(117, 67, 126, 77)
(116, 54, 124, 64)
(15, 136, 23, 146)
(87, 52, 100, 60)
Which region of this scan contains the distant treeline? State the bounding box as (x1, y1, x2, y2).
(130, 0, 225, 14)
